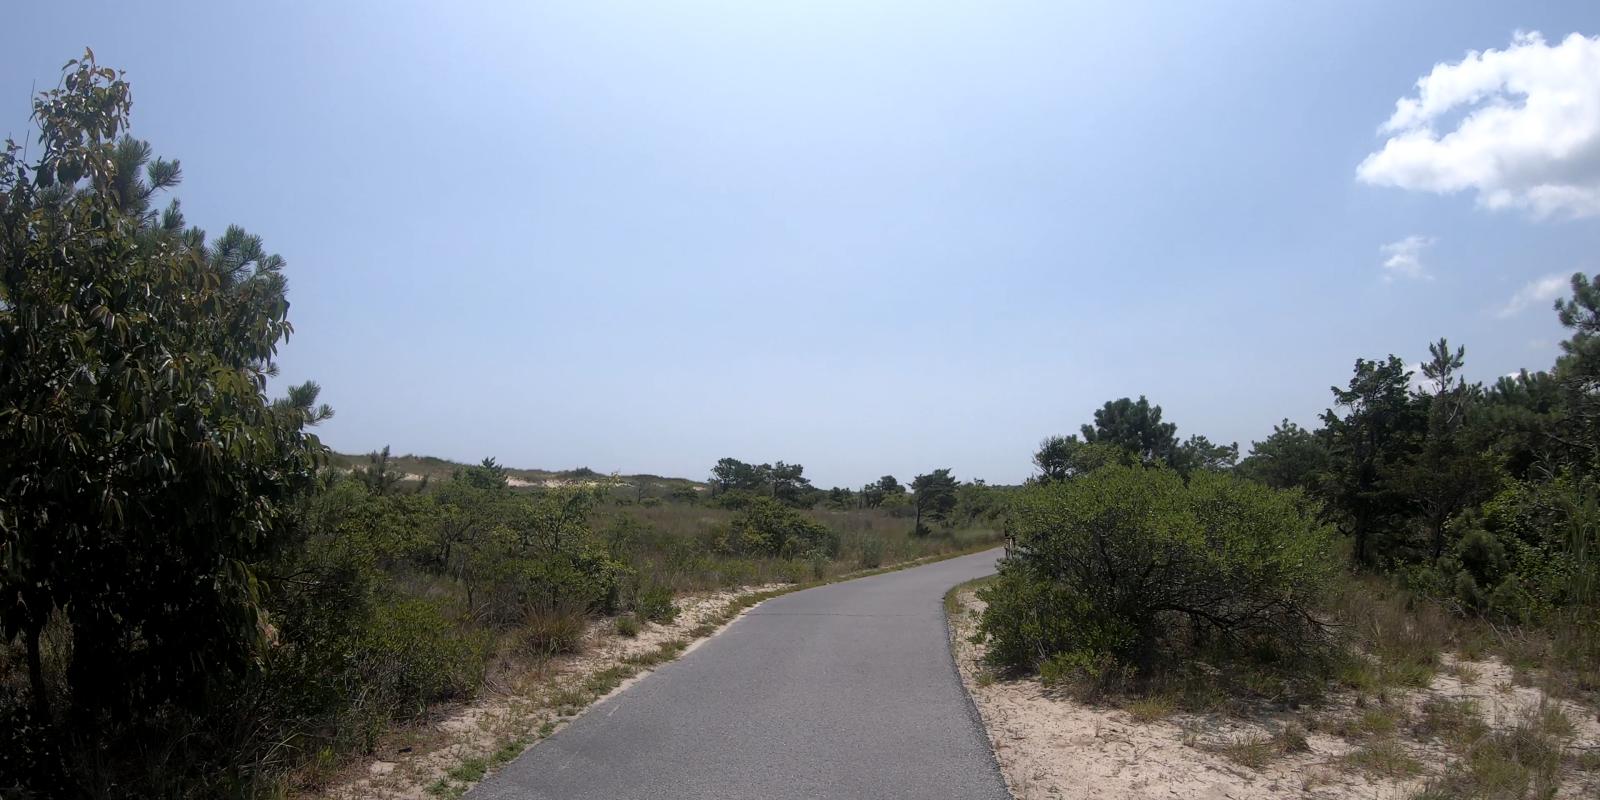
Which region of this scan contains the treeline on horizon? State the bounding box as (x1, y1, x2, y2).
(1039, 321, 1599, 621)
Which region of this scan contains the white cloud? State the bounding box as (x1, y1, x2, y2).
(1380, 235, 1434, 281)
(1405, 362, 1433, 393)
(1357, 31, 1600, 219)
(1495, 273, 1569, 318)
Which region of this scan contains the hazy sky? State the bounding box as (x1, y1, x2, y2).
(6, 1, 1600, 487)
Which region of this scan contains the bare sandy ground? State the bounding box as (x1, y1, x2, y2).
(948, 587, 1600, 800)
(311, 584, 783, 800)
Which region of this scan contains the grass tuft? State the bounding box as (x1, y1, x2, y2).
(1343, 739, 1422, 779)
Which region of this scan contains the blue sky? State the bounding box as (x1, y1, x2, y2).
(6, 1, 1600, 487)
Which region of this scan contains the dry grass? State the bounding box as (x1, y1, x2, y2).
(520, 600, 589, 657)
(1343, 738, 1423, 779)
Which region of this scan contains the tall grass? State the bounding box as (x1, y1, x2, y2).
(600, 502, 1000, 593)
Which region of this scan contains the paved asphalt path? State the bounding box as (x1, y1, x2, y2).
(470, 548, 1009, 800)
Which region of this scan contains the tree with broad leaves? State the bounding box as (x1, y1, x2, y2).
(0, 51, 329, 784)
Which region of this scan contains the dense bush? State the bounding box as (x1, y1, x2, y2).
(358, 598, 490, 717)
(1414, 475, 1600, 622)
(717, 496, 840, 558)
(980, 464, 1337, 678)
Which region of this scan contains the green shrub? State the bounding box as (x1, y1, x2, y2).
(1416, 476, 1600, 623)
(980, 464, 1337, 679)
(515, 546, 630, 616)
(719, 496, 840, 558)
(635, 583, 678, 624)
(358, 598, 489, 718)
(614, 614, 641, 637)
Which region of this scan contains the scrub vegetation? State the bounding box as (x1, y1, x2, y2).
(967, 285, 1600, 795)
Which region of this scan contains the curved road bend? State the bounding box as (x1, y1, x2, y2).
(469, 548, 1009, 800)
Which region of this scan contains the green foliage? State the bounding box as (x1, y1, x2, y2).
(718, 496, 840, 558)
(1236, 419, 1329, 490)
(911, 468, 959, 535)
(980, 465, 1337, 680)
(859, 475, 905, 508)
(1415, 476, 1600, 622)
(1318, 355, 1425, 564)
(1080, 396, 1181, 465)
(708, 457, 817, 507)
(0, 52, 333, 795)
(634, 583, 678, 624)
(1038, 399, 1236, 479)
(358, 598, 489, 718)
(615, 614, 642, 637)
(858, 536, 885, 568)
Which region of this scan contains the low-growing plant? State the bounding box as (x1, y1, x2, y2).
(521, 599, 589, 657)
(859, 537, 885, 569)
(1414, 698, 1486, 746)
(615, 614, 642, 637)
(1413, 722, 1564, 799)
(1218, 734, 1278, 769)
(1343, 739, 1422, 779)
(635, 583, 678, 624)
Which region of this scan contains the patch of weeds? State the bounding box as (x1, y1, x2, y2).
(1343, 739, 1422, 779)
(1381, 658, 1438, 688)
(1337, 656, 1380, 693)
(1533, 700, 1575, 740)
(426, 777, 465, 799)
(1573, 750, 1600, 772)
(1333, 706, 1407, 739)
(614, 614, 641, 638)
(489, 736, 532, 767)
(1413, 698, 1487, 747)
(1125, 694, 1175, 723)
(1217, 734, 1278, 770)
(974, 669, 997, 688)
(623, 639, 686, 667)
(522, 600, 588, 657)
(1331, 577, 1450, 690)
(537, 720, 556, 736)
(1276, 722, 1311, 754)
(548, 685, 588, 710)
(1448, 661, 1480, 685)
(635, 583, 678, 624)
(1413, 723, 1562, 799)
(1213, 723, 1310, 770)
(584, 664, 637, 696)
(446, 756, 487, 783)
(1355, 707, 1403, 738)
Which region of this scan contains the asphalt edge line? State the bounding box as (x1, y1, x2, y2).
(941, 569, 1014, 799)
